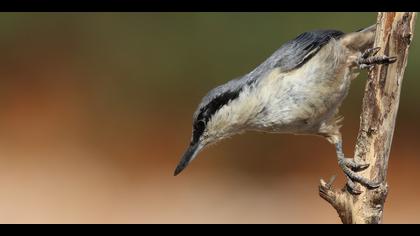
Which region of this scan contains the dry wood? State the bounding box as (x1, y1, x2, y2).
(319, 12, 417, 224)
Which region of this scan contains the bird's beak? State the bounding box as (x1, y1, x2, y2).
(174, 142, 202, 176)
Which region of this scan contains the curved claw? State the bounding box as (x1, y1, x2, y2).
(338, 157, 370, 172)
(341, 165, 381, 189)
(362, 47, 381, 59)
(345, 177, 362, 195)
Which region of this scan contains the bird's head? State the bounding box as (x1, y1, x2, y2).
(174, 78, 253, 176)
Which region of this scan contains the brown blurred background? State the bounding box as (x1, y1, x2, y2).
(0, 13, 418, 223)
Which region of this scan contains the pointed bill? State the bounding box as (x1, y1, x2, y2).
(174, 142, 202, 176)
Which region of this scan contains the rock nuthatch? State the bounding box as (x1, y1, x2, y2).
(174, 24, 396, 194)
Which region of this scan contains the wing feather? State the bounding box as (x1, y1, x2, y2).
(270, 29, 345, 72)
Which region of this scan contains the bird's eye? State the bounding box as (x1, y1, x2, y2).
(192, 120, 206, 143)
(194, 120, 205, 132)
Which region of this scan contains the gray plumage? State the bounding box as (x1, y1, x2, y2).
(175, 24, 395, 193)
(270, 29, 344, 72)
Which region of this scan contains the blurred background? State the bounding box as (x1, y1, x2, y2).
(0, 12, 418, 223)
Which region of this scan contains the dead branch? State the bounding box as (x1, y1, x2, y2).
(319, 12, 417, 224)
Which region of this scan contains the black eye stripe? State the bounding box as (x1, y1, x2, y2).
(192, 120, 205, 143)
(191, 88, 242, 143)
(201, 89, 242, 123)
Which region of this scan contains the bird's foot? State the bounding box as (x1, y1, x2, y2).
(338, 157, 381, 194)
(358, 47, 397, 70)
(338, 157, 369, 171)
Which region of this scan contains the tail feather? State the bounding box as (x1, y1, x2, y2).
(356, 24, 377, 33)
(340, 24, 377, 51)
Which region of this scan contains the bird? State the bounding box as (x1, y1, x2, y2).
(173, 24, 396, 194)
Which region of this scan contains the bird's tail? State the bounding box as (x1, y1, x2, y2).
(340, 24, 377, 51)
(356, 24, 377, 33)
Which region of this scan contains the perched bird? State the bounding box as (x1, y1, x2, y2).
(174, 24, 396, 194)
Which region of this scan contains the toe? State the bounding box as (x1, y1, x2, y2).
(341, 166, 381, 189)
(362, 47, 381, 58)
(359, 63, 374, 70)
(387, 56, 397, 63)
(346, 177, 362, 195)
(371, 47, 381, 56)
(351, 162, 369, 171)
(339, 158, 370, 171)
(365, 180, 382, 189)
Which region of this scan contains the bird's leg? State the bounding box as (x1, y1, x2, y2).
(334, 140, 381, 193)
(335, 140, 369, 171)
(357, 47, 397, 70)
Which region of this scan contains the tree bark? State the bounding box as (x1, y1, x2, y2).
(319, 12, 417, 224)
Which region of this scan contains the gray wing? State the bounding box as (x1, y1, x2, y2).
(254, 29, 345, 75)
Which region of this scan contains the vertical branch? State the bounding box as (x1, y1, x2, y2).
(319, 12, 417, 224)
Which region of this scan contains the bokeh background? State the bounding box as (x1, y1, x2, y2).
(0, 12, 418, 223)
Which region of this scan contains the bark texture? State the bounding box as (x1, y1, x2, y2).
(319, 12, 417, 224)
